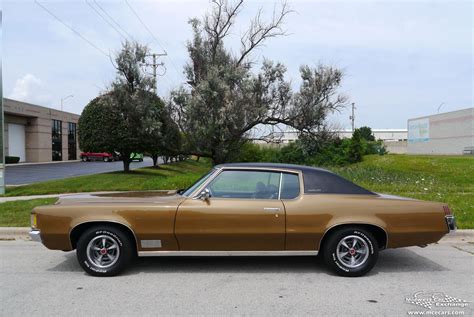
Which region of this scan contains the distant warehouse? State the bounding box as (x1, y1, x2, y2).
(3, 98, 80, 163)
(407, 108, 474, 155)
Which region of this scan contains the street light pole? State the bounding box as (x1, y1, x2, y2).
(60, 94, 74, 111)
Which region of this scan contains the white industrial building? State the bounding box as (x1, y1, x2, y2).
(407, 108, 473, 155)
(254, 129, 407, 144)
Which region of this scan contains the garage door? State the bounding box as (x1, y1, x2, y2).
(8, 123, 26, 162)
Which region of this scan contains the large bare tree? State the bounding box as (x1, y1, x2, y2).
(171, 0, 347, 164)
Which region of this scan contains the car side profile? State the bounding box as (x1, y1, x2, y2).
(29, 163, 456, 277)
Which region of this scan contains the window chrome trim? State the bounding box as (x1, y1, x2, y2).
(277, 172, 283, 200)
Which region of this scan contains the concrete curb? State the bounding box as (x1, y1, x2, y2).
(1, 227, 473, 242)
(0, 227, 31, 240)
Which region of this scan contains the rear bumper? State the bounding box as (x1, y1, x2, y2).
(29, 230, 42, 242)
(445, 216, 457, 232)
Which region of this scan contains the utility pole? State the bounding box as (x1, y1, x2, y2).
(145, 53, 166, 94)
(350, 102, 356, 132)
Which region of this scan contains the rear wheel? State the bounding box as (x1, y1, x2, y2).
(103, 157, 110, 162)
(81, 156, 88, 162)
(323, 227, 378, 277)
(76, 226, 134, 276)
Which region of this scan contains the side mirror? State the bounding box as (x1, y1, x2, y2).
(197, 188, 210, 201)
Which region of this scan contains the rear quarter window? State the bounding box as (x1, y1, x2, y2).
(303, 170, 374, 195)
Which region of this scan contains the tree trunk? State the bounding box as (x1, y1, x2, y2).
(196, 156, 200, 162)
(151, 154, 159, 167)
(122, 157, 131, 172)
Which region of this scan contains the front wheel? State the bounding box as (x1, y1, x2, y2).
(323, 227, 378, 277)
(81, 156, 88, 162)
(103, 157, 110, 162)
(76, 226, 134, 276)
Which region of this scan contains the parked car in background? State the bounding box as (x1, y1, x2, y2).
(130, 153, 144, 162)
(80, 152, 114, 162)
(29, 163, 455, 277)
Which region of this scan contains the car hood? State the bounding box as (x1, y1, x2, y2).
(55, 190, 186, 206)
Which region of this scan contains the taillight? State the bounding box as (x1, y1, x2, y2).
(443, 205, 452, 216)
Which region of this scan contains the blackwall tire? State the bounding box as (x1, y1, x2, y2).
(323, 227, 378, 277)
(81, 156, 88, 162)
(76, 226, 133, 277)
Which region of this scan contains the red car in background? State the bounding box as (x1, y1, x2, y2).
(80, 152, 114, 162)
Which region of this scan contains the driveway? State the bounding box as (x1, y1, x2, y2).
(5, 157, 156, 185)
(0, 240, 472, 316)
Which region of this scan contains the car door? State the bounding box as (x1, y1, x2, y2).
(175, 169, 285, 251)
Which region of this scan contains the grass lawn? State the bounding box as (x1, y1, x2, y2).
(331, 155, 474, 229)
(0, 198, 58, 227)
(4, 159, 212, 197)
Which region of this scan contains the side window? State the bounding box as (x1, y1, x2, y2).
(208, 170, 280, 199)
(280, 173, 300, 199)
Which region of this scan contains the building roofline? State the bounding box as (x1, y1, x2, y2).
(3, 98, 81, 116)
(408, 107, 473, 121)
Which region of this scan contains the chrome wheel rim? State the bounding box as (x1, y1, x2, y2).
(336, 235, 369, 268)
(86, 235, 120, 268)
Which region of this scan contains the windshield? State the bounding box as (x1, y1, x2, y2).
(181, 168, 216, 197)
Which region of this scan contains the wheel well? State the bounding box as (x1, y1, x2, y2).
(319, 223, 388, 251)
(70, 221, 138, 252)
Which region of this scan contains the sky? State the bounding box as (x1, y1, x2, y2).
(1, 0, 473, 130)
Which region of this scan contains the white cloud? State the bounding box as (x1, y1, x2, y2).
(9, 74, 53, 106)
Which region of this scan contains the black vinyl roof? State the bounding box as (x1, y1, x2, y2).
(215, 162, 374, 195)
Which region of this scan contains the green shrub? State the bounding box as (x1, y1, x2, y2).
(5, 156, 20, 164)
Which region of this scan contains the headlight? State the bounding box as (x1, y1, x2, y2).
(31, 214, 37, 228)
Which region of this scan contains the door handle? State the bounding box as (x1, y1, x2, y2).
(263, 207, 280, 211)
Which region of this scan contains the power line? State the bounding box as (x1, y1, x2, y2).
(84, 0, 129, 41)
(93, 0, 135, 42)
(123, 0, 183, 83)
(34, 0, 110, 58)
(124, 0, 167, 54)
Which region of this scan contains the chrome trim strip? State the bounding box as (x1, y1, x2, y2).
(29, 230, 42, 242)
(138, 250, 318, 257)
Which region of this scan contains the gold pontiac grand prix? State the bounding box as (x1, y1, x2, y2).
(29, 163, 456, 277)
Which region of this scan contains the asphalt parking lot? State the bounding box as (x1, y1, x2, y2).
(5, 158, 156, 185)
(1, 240, 472, 316)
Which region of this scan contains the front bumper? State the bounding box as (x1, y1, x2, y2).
(29, 230, 42, 242)
(445, 216, 457, 231)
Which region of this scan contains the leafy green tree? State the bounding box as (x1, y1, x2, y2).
(356, 126, 375, 141)
(147, 103, 183, 167)
(79, 41, 162, 172)
(171, 0, 346, 165)
(78, 95, 124, 155)
(347, 129, 364, 163)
